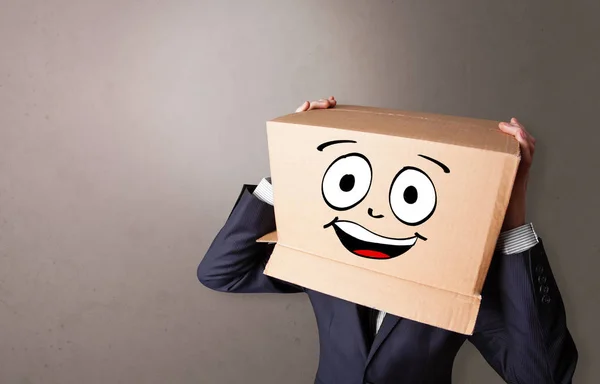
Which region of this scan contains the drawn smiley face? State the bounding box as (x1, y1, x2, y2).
(318, 140, 450, 260)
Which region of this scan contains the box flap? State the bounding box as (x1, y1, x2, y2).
(257, 231, 278, 243)
(264, 244, 481, 335)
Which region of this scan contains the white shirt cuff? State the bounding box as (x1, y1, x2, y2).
(496, 223, 539, 255)
(252, 177, 274, 206)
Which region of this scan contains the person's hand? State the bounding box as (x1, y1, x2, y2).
(295, 96, 337, 112)
(498, 118, 536, 231)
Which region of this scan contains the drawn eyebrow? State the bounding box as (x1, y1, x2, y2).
(317, 140, 357, 151)
(418, 154, 450, 173)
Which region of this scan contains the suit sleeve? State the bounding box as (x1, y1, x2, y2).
(197, 185, 303, 294)
(469, 239, 578, 383)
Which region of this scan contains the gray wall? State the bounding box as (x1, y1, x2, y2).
(1, 1, 598, 383)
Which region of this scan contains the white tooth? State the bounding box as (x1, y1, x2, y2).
(334, 221, 417, 246)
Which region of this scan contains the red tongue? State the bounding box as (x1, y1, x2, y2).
(354, 250, 390, 259)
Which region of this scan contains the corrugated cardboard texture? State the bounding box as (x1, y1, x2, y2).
(263, 106, 519, 334)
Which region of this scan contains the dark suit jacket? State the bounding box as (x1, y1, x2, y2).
(197, 185, 578, 384)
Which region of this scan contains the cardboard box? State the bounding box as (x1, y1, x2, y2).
(259, 105, 520, 335)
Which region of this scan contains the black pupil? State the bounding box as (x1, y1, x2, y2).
(404, 186, 418, 204)
(339, 174, 355, 192)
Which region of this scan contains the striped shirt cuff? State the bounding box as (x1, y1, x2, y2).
(496, 223, 539, 255)
(253, 177, 274, 206)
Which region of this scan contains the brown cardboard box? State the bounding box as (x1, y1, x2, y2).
(258, 105, 520, 335)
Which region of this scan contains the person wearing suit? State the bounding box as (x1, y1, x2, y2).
(197, 97, 578, 384)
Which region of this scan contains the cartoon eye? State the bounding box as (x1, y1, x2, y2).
(389, 167, 437, 225)
(322, 153, 372, 210)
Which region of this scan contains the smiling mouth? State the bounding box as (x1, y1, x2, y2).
(324, 217, 426, 260)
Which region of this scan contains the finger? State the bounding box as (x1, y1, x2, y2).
(295, 101, 310, 113)
(328, 96, 337, 107)
(500, 122, 535, 155)
(529, 137, 536, 155)
(499, 121, 531, 142)
(499, 122, 522, 136)
(308, 99, 332, 110)
(508, 118, 536, 143)
(510, 118, 528, 133)
(516, 130, 533, 166)
(318, 98, 331, 106)
(522, 129, 535, 146)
